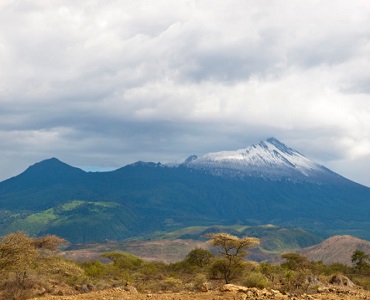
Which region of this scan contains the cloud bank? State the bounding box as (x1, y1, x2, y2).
(1, 0, 370, 186)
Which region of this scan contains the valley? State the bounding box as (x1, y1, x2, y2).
(59, 223, 322, 263)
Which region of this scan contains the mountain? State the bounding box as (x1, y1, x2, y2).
(181, 137, 345, 183)
(0, 138, 370, 244)
(299, 235, 370, 265)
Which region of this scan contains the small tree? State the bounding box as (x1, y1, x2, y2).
(185, 248, 214, 268)
(206, 233, 259, 283)
(280, 253, 314, 293)
(281, 253, 310, 271)
(351, 250, 370, 273)
(0, 231, 38, 288)
(0, 231, 71, 299)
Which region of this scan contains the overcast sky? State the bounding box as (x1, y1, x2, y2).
(1, 0, 370, 187)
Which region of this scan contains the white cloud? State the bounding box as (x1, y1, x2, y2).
(0, 0, 370, 185)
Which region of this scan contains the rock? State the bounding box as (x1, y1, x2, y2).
(317, 286, 329, 293)
(271, 288, 282, 295)
(35, 287, 46, 296)
(329, 274, 355, 287)
(201, 282, 209, 292)
(306, 276, 321, 286)
(245, 288, 260, 298)
(77, 284, 94, 293)
(124, 285, 139, 293)
(260, 288, 272, 297)
(221, 284, 248, 292)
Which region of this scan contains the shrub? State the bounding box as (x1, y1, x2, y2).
(209, 257, 247, 282)
(161, 277, 183, 292)
(185, 248, 214, 268)
(193, 273, 207, 291)
(101, 251, 144, 270)
(281, 253, 310, 271)
(139, 261, 167, 279)
(322, 263, 349, 275)
(243, 272, 270, 289)
(351, 275, 370, 291)
(0, 231, 74, 299)
(352, 250, 370, 273)
(80, 260, 107, 278)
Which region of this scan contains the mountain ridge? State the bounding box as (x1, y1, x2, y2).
(0, 138, 361, 186)
(0, 138, 370, 243)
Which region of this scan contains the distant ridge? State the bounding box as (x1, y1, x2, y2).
(0, 157, 85, 190)
(299, 235, 370, 265)
(14, 157, 85, 179)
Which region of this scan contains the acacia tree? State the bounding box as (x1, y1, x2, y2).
(0, 231, 71, 297)
(206, 233, 260, 283)
(0, 231, 38, 287)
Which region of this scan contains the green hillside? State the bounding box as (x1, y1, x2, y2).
(3, 200, 137, 243)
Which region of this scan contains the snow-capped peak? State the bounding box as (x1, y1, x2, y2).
(181, 138, 335, 182)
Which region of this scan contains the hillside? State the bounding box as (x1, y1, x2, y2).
(61, 225, 321, 262)
(0, 138, 370, 243)
(300, 235, 370, 265)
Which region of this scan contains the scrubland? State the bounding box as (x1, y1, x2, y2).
(1, 231, 369, 300)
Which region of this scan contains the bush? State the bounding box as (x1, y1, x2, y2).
(193, 273, 207, 291)
(0, 231, 76, 299)
(322, 263, 349, 275)
(209, 257, 247, 282)
(139, 261, 167, 279)
(281, 253, 310, 271)
(101, 251, 144, 270)
(80, 260, 107, 278)
(185, 248, 214, 268)
(161, 277, 183, 292)
(351, 275, 370, 291)
(243, 272, 270, 289)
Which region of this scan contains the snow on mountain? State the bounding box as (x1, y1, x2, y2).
(180, 137, 340, 182)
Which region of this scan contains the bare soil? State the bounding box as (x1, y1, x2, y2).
(31, 287, 370, 300)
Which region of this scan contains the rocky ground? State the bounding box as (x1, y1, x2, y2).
(31, 285, 370, 300)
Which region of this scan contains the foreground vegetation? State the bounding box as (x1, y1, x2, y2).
(1, 232, 370, 300)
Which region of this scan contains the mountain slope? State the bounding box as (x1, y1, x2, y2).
(0, 138, 370, 243)
(3, 200, 136, 243)
(299, 235, 370, 265)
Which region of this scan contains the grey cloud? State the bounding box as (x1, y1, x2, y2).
(1, 0, 370, 187)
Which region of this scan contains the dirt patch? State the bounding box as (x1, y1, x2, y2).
(30, 287, 370, 300)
